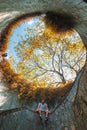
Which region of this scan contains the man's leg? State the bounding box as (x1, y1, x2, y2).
(46, 110, 49, 118)
(37, 109, 42, 120)
(38, 109, 42, 117)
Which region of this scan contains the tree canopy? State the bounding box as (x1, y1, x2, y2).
(8, 18, 86, 88)
(1, 15, 86, 103)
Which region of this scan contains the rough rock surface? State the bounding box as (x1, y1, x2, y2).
(0, 0, 87, 130)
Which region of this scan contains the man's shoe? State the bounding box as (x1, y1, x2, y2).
(40, 115, 42, 120)
(45, 117, 48, 121)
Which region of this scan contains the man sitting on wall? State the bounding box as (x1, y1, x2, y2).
(36, 99, 49, 121)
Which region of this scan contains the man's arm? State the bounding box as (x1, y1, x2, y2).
(36, 103, 40, 111)
(46, 104, 49, 111)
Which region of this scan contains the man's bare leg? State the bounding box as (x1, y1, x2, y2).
(38, 110, 42, 117)
(46, 110, 49, 120)
(36, 109, 42, 120)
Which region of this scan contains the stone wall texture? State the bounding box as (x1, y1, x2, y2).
(0, 0, 87, 130)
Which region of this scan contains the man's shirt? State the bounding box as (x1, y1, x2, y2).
(38, 102, 47, 111)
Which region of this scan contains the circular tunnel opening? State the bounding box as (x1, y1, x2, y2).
(0, 12, 86, 105)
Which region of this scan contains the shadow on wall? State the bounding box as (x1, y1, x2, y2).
(83, 0, 87, 3)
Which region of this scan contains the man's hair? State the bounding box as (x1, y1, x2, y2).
(2, 53, 7, 57)
(41, 99, 45, 101)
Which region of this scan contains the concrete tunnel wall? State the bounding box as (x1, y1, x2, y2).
(0, 0, 87, 130)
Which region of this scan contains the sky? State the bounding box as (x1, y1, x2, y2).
(7, 16, 44, 63)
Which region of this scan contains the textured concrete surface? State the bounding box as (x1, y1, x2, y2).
(0, 0, 87, 130)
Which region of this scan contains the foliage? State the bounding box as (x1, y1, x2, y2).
(0, 59, 21, 89)
(12, 26, 86, 88)
(0, 16, 86, 104)
(0, 59, 73, 104)
(18, 80, 73, 104)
